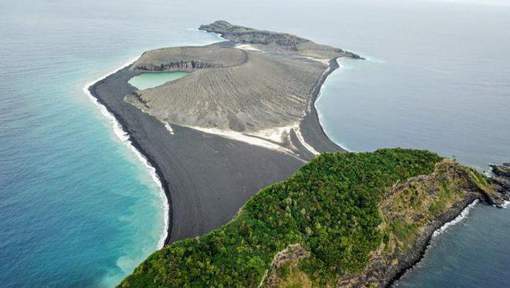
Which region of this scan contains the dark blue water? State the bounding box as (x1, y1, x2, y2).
(395, 204, 510, 288)
(1, 0, 509, 287)
(315, 1, 510, 170)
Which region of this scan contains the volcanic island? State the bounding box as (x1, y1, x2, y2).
(89, 21, 509, 287)
(90, 20, 362, 243)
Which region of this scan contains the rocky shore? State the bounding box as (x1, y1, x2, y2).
(119, 149, 509, 287)
(266, 160, 509, 288)
(369, 163, 510, 288)
(490, 163, 510, 200)
(89, 21, 359, 244)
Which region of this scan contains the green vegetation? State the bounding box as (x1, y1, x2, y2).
(376, 158, 493, 271)
(120, 148, 446, 288)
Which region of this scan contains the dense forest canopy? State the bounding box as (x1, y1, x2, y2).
(120, 149, 470, 287)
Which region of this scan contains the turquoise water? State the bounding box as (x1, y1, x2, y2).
(0, 56, 165, 286)
(128, 72, 189, 90)
(1, 0, 509, 287)
(0, 1, 220, 287)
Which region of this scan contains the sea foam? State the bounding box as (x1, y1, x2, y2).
(82, 57, 169, 249)
(432, 199, 479, 238)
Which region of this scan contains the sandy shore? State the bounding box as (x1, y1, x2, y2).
(83, 57, 170, 249)
(88, 48, 345, 244)
(88, 20, 355, 244)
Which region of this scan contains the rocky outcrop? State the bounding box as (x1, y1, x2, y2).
(117, 148, 508, 288)
(490, 163, 510, 201)
(491, 163, 510, 177)
(199, 20, 310, 50)
(261, 244, 311, 288)
(131, 46, 247, 72)
(255, 160, 507, 288)
(135, 60, 222, 72)
(199, 20, 363, 59)
(336, 160, 508, 287)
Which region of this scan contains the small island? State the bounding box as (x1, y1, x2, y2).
(88, 21, 509, 287)
(89, 21, 361, 244)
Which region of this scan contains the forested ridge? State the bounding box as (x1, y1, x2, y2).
(120, 149, 479, 287)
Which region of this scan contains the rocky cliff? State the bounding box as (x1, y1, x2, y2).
(118, 149, 508, 288)
(490, 163, 510, 198)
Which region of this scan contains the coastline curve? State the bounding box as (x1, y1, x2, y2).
(390, 199, 480, 287)
(83, 58, 169, 249)
(86, 22, 361, 249)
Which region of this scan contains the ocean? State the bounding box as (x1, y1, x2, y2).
(0, 0, 508, 287)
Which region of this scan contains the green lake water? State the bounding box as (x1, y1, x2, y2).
(128, 71, 189, 90)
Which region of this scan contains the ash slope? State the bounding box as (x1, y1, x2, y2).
(89, 21, 357, 245)
(126, 21, 361, 156)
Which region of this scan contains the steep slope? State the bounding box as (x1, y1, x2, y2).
(119, 149, 505, 287)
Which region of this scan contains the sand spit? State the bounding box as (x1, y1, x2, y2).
(90, 21, 361, 244)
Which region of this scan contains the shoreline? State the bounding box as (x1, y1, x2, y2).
(313, 58, 353, 152)
(83, 48, 488, 288)
(388, 197, 480, 287)
(88, 57, 306, 245)
(83, 58, 169, 249)
(83, 39, 502, 288)
(87, 41, 348, 246)
(310, 60, 496, 286)
(431, 199, 479, 238)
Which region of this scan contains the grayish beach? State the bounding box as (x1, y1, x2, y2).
(88, 24, 352, 242)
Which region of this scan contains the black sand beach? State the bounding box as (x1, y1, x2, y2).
(89, 27, 350, 244)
